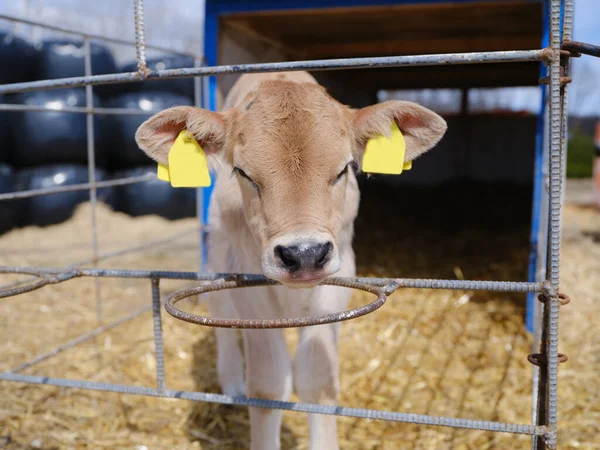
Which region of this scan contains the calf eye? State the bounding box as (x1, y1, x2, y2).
(332, 164, 349, 185)
(233, 167, 260, 191)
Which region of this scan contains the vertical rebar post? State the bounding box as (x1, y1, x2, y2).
(84, 36, 102, 325)
(534, 294, 550, 450)
(151, 278, 167, 392)
(201, 57, 211, 111)
(133, 0, 150, 77)
(543, 0, 565, 447)
(201, 61, 212, 270)
(194, 57, 204, 273)
(532, 84, 551, 447)
(547, 2, 563, 290)
(545, 295, 560, 449)
(532, 3, 553, 443)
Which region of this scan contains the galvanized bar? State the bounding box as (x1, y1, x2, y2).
(0, 266, 543, 293)
(0, 372, 546, 436)
(0, 71, 143, 95)
(0, 13, 197, 57)
(11, 306, 151, 373)
(151, 279, 166, 392)
(0, 174, 156, 201)
(84, 36, 103, 325)
(0, 103, 163, 115)
(0, 227, 202, 292)
(0, 49, 551, 95)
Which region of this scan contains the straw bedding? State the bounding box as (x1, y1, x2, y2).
(0, 181, 598, 449)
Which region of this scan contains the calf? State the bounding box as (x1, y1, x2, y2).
(135, 71, 446, 450)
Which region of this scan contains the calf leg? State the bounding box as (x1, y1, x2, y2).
(244, 329, 292, 450)
(206, 294, 246, 396)
(294, 322, 341, 450)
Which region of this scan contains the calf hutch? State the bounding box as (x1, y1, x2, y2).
(203, 0, 552, 333)
(0, 0, 597, 449)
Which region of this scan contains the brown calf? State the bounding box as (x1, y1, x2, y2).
(136, 71, 446, 450)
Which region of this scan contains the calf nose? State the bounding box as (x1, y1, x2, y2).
(275, 242, 333, 272)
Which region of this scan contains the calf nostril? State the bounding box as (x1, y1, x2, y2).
(315, 242, 333, 268)
(275, 245, 300, 271)
(275, 242, 333, 272)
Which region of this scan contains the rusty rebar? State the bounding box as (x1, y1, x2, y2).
(165, 278, 397, 329)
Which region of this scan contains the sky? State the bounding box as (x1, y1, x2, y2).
(568, 0, 600, 116)
(1, 0, 599, 116)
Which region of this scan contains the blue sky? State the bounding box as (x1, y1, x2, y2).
(569, 0, 600, 116)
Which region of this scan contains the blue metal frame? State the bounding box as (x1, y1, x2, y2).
(207, 0, 542, 15)
(525, 1, 565, 333)
(526, 1, 550, 333)
(203, 0, 548, 328)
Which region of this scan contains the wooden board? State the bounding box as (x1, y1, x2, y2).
(219, 1, 543, 89)
(221, 1, 543, 59)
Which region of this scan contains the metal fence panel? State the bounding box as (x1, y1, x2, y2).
(0, 1, 593, 448)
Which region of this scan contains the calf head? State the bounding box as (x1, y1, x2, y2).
(136, 79, 446, 287)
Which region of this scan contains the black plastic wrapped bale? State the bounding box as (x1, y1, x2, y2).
(119, 55, 195, 100)
(0, 165, 18, 234)
(11, 89, 109, 168)
(0, 95, 13, 163)
(36, 38, 119, 99)
(107, 91, 192, 169)
(16, 164, 113, 227)
(0, 31, 39, 84)
(111, 166, 196, 220)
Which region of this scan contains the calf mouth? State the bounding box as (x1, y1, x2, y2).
(262, 260, 341, 288)
(275, 271, 331, 288)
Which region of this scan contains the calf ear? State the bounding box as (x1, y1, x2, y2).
(135, 106, 227, 166)
(353, 100, 447, 163)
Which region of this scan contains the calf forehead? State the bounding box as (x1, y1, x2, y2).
(238, 81, 351, 174)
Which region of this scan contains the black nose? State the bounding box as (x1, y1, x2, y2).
(275, 242, 333, 272)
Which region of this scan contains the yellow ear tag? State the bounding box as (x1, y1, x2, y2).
(362, 122, 412, 174)
(161, 130, 211, 188)
(157, 163, 170, 182)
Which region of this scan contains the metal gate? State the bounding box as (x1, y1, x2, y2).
(0, 1, 598, 448)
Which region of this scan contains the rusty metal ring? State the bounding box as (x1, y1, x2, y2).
(557, 293, 571, 305)
(527, 353, 568, 366)
(165, 277, 397, 329)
